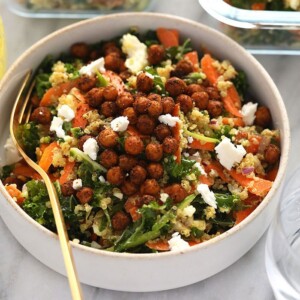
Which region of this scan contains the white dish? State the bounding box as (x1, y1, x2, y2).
(0, 12, 290, 292)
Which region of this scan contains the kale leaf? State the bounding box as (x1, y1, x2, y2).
(165, 38, 192, 62)
(232, 70, 248, 98)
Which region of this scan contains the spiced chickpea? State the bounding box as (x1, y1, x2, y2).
(130, 165, 147, 186)
(140, 195, 156, 205)
(99, 149, 119, 169)
(104, 53, 123, 72)
(191, 91, 209, 110)
(148, 93, 161, 103)
(255, 106, 272, 128)
(122, 107, 138, 125)
(207, 100, 223, 118)
(162, 136, 179, 155)
(165, 77, 187, 97)
(124, 136, 144, 155)
(77, 75, 97, 92)
(145, 143, 163, 162)
(103, 42, 122, 57)
(30, 94, 40, 108)
(206, 86, 221, 100)
(76, 187, 94, 204)
(161, 97, 175, 114)
(116, 92, 134, 110)
(70, 42, 89, 59)
(186, 84, 205, 96)
(119, 154, 138, 171)
(121, 180, 139, 196)
(176, 94, 193, 114)
(148, 100, 163, 118)
(111, 211, 130, 231)
(86, 87, 104, 108)
(154, 124, 172, 142)
(171, 59, 193, 78)
(103, 85, 118, 102)
(30, 107, 52, 124)
(106, 166, 125, 186)
(164, 183, 187, 203)
(119, 70, 132, 82)
(136, 72, 154, 93)
(77, 135, 93, 151)
(133, 96, 150, 114)
(140, 179, 160, 196)
(265, 144, 280, 164)
(147, 163, 164, 179)
(136, 115, 156, 135)
(97, 128, 118, 148)
(101, 101, 118, 118)
(147, 44, 165, 65)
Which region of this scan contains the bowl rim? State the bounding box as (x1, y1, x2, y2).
(0, 12, 290, 258)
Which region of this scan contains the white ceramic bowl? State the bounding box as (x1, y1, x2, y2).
(0, 13, 290, 292)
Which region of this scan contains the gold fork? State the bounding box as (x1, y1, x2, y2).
(10, 71, 83, 300)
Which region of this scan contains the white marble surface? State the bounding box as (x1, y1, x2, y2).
(0, 0, 299, 299)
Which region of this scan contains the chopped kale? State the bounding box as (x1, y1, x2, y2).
(232, 70, 248, 98)
(165, 38, 192, 62)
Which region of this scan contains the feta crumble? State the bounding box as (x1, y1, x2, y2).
(83, 138, 99, 160)
(50, 116, 65, 138)
(58, 104, 75, 122)
(79, 57, 105, 76)
(2, 137, 22, 166)
(182, 205, 196, 218)
(121, 33, 148, 74)
(187, 136, 194, 144)
(111, 116, 129, 132)
(72, 179, 82, 190)
(99, 175, 106, 183)
(196, 183, 217, 209)
(241, 102, 257, 126)
(160, 193, 169, 203)
(113, 188, 123, 200)
(158, 114, 180, 127)
(215, 137, 246, 170)
(168, 232, 190, 251)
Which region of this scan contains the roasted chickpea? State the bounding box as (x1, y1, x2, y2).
(130, 165, 147, 186)
(140, 179, 160, 196)
(206, 86, 221, 100)
(165, 77, 187, 97)
(145, 143, 163, 162)
(103, 85, 118, 102)
(122, 107, 138, 125)
(76, 187, 94, 204)
(147, 44, 165, 65)
(136, 115, 156, 135)
(119, 70, 132, 82)
(176, 94, 193, 114)
(164, 184, 187, 203)
(161, 96, 175, 114)
(154, 124, 172, 142)
(140, 194, 157, 205)
(186, 84, 205, 96)
(106, 166, 125, 186)
(124, 136, 144, 155)
(77, 75, 97, 92)
(30, 107, 52, 124)
(61, 180, 75, 197)
(119, 154, 138, 171)
(99, 149, 119, 169)
(148, 93, 162, 102)
(101, 101, 118, 118)
(147, 163, 164, 179)
(133, 96, 150, 114)
(163, 136, 179, 155)
(104, 53, 123, 72)
(148, 100, 163, 118)
(103, 42, 122, 57)
(77, 135, 93, 151)
(191, 91, 209, 110)
(171, 59, 193, 78)
(265, 144, 280, 164)
(86, 87, 104, 108)
(116, 92, 134, 110)
(136, 72, 154, 93)
(97, 128, 118, 148)
(70, 42, 89, 59)
(255, 106, 272, 128)
(111, 211, 130, 231)
(121, 180, 139, 196)
(207, 100, 223, 118)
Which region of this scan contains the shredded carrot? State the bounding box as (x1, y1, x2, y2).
(13, 164, 41, 180)
(251, 3, 266, 10)
(204, 161, 229, 183)
(199, 174, 214, 186)
(5, 185, 25, 205)
(266, 165, 279, 181)
(59, 160, 76, 185)
(222, 117, 245, 127)
(235, 207, 256, 224)
(184, 51, 199, 71)
(103, 71, 126, 94)
(71, 88, 87, 103)
(72, 102, 90, 128)
(38, 141, 59, 172)
(246, 135, 262, 154)
(200, 53, 219, 85)
(146, 239, 170, 251)
(156, 27, 179, 47)
(189, 139, 215, 151)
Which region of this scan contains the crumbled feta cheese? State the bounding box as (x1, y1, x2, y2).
(57, 104, 75, 122)
(182, 205, 196, 218)
(145, 72, 154, 79)
(2, 137, 22, 166)
(111, 116, 129, 132)
(72, 179, 82, 190)
(113, 188, 123, 200)
(79, 57, 105, 76)
(187, 136, 194, 144)
(168, 232, 190, 251)
(215, 137, 246, 170)
(121, 33, 148, 74)
(50, 116, 65, 138)
(83, 138, 99, 160)
(193, 162, 206, 175)
(183, 152, 190, 158)
(241, 102, 257, 126)
(158, 114, 180, 127)
(196, 183, 217, 209)
(99, 175, 106, 183)
(160, 193, 169, 203)
(72, 239, 80, 244)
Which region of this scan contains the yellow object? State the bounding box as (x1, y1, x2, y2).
(0, 17, 6, 79)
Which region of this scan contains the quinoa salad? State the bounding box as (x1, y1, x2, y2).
(1, 28, 281, 253)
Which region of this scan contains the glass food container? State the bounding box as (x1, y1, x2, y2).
(199, 0, 300, 55)
(7, 0, 156, 18)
